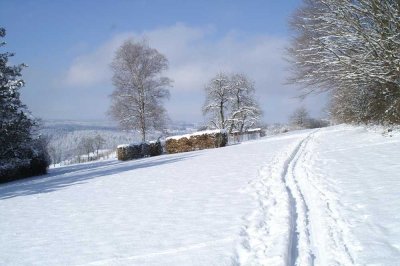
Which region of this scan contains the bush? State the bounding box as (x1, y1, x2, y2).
(149, 141, 163, 157)
(0, 158, 49, 183)
(308, 118, 330, 129)
(0, 137, 50, 183)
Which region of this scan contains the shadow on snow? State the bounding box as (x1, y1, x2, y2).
(0, 153, 196, 200)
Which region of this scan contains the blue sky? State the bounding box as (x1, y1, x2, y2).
(1, 0, 327, 123)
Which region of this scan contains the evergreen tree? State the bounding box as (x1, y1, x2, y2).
(0, 27, 49, 181)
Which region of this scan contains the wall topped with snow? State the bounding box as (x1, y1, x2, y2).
(165, 130, 227, 154)
(166, 129, 226, 141)
(117, 141, 163, 161)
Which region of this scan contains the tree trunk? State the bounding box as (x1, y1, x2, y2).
(140, 86, 146, 142)
(219, 101, 225, 129)
(240, 123, 245, 134)
(142, 129, 146, 142)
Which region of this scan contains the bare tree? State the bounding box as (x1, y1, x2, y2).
(287, 0, 400, 124)
(203, 72, 262, 131)
(289, 106, 310, 129)
(79, 137, 94, 162)
(203, 73, 231, 129)
(228, 73, 262, 133)
(93, 134, 105, 158)
(48, 144, 62, 167)
(109, 40, 172, 141)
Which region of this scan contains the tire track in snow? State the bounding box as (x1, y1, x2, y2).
(285, 130, 356, 265)
(295, 129, 356, 265)
(283, 132, 316, 266)
(234, 131, 316, 265)
(235, 129, 356, 265)
(234, 132, 315, 265)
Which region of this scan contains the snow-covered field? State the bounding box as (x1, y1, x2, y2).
(0, 125, 399, 265)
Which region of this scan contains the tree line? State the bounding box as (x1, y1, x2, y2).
(48, 133, 107, 166)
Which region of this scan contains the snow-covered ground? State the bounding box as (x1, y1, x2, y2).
(0, 125, 399, 265)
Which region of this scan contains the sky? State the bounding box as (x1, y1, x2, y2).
(0, 0, 327, 124)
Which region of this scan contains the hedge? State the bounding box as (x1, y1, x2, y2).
(0, 156, 49, 183)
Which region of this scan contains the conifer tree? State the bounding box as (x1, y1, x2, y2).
(0, 27, 49, 181)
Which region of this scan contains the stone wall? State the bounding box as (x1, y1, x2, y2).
(165, 130, 227, 154)
(117, 141, 163, 161)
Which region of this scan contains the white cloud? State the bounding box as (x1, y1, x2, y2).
(59, 23, 326, 122)
(62, 24, 286, 91)
(62, 33, 132, 87)
(62, 24, 212, 88)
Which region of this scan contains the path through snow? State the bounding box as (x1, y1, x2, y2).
(236, 130, 321, 265)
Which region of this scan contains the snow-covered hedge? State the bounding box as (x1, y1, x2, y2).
(117, 141, 163, 161)
(0, 156, 49, 183)
(0, 137, 50, 183)
(165, 130, 227, 154)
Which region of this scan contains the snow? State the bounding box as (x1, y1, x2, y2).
(166, 129, 226, 140)
(117, 140, 161, 149)
(117, 143, 138, 148)
(236, 125, 400, 265)
(245, 127, 261, 132)
(304, 125, 400, 264)
(1, 125, 399, 265)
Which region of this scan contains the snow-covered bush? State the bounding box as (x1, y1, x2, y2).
(0, 136, 50, 183)
(289, 107, 329, 130)
(307, 118, 330, 129)
(148, 141, 163, 157)
(165, 130, 227, 154)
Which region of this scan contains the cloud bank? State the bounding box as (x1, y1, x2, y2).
(60, 23, 326, 122)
